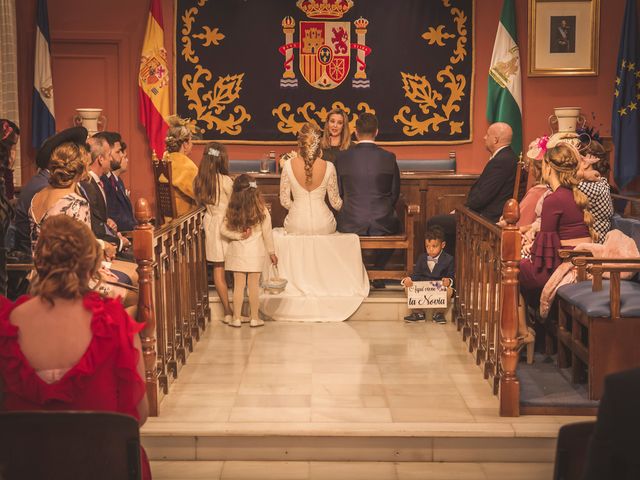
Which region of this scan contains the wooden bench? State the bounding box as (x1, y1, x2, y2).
(359, 201, 420, 280)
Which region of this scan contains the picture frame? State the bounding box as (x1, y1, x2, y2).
(528, 0, 600, 77)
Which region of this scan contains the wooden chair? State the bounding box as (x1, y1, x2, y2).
(359, 200, 420, 280)
(0, 411, 142, 480)
(553, 421, 596, 480)
(152, 151, 177, 224)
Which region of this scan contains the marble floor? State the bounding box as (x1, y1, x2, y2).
(143, 318, 591, 426)
(150, 460, 553, 479)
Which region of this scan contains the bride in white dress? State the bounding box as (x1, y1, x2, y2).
(260, 123, 369, 322)
(280, 124, 343, 234)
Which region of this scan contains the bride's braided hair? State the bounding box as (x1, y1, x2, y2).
(298, 123, 322, 185)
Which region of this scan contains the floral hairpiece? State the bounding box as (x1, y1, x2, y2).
(1, 121, 12, 141)
(248, 180, 257, 189)
(526, 135, 549, 161)
(208, 147, 220, 157)
(309, 131, 320, 154)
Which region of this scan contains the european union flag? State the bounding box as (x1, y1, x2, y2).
(612, 0, 640, 190)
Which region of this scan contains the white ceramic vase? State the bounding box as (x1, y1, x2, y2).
(548, 107, 586, 134)
(73, 108, 107, 136)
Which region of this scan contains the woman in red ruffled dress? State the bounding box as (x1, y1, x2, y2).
(517, 142, 595, 362)
(0, 215, 151, 479)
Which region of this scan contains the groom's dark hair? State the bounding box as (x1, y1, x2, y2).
(356, 113, 378, 137)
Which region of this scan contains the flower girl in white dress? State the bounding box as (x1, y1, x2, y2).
(194, 142, 234, 324)
(221, 174, 277, 328)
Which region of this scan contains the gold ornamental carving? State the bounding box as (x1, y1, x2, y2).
(272, 101, 375, 136)
(394, 0, 469, 137)
(179, 3, 250, 135)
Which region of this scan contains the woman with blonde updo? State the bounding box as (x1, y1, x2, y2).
(279, 122, 343, 234)
(0, 215, 151, 479)
(165, 115, 198, 216)
(517, 142, 594, 362)
(321, 108, 351, 164)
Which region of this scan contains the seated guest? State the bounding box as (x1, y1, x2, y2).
(0, 120, 17, 296)
(583, 368, 640, 480)
(0, 215, 151, 480)
(336, 113, 400, 278)
(518, 143, 594, 360)
(165, 115, 198, 216)
(320, 108, 351, 164)
(0, 119, 19, 201)
(97, 132, 136, 232)
(401, 225, 454, 324)
(81, 136, 129, 251)
(577, 139, 614, 244)
(428, 122, 518, 254)
(516, 136, 552, 228)
(13, 128, 87, 254)
(29, 140, 137, 312)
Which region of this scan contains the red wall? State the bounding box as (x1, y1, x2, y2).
(16, 0, 627, 204)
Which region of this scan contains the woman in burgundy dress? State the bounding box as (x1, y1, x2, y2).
(0, 215, 151, 479)
(518, 143, 594, 362)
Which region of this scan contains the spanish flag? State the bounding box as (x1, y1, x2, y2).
(138, 0, 169, 157)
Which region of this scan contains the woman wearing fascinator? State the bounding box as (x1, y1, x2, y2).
(193, 142, 235, 324)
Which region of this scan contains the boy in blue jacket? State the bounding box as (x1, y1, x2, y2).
(401, 225, 454, 323)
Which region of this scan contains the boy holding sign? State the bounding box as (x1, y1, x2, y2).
(401, 225, 454, 323)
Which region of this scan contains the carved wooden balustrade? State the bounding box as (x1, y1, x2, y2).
(133, 199, 210, 416)
(455, 199, 521, 417)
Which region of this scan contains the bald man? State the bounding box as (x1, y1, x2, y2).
(427, 122, 518, 254)
(465, 122, 518, 221)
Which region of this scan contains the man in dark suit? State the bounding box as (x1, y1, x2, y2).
(335, 113, 400, 282)
(335, 113, 400, 235)
(96, 132, 136, 232)
(428, 122, 518, 254)
(80, 136, 130, 255)
(582, 368, 640, 480)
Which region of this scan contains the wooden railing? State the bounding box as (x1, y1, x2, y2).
(133, 199, 210, 416)
(455, 200, 521, 416)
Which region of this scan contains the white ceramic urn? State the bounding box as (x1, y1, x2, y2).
(73, 108, 107, 136)
(548, 107, 586, 134)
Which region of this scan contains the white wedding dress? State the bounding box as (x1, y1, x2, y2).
(259, 158, 370, 322)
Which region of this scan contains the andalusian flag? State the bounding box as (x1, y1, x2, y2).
(138, 0, 169, 157)
(487, 0, 522, 156)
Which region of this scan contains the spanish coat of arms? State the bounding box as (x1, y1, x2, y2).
(279, 0, 371, 90)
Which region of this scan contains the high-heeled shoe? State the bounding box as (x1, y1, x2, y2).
(516, 327, 535, 365)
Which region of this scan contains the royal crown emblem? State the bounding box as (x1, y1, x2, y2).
(296, 0, 353, 19)
(279, 0, 370, 90)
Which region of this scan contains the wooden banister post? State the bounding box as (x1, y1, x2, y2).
(499, 199, 521, 417)
(133, 198, 159, 416)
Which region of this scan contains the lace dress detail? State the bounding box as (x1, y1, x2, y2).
(279, 159, 342, 235)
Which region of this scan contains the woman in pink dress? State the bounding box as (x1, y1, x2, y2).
(0, 215, 151, 479)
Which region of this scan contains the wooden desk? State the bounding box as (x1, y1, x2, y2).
(250, 171, 478, 265)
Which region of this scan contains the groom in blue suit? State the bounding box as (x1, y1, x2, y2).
(335, 113, 400, 281)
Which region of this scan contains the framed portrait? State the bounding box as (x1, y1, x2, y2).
(528, 0, 600, 76)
